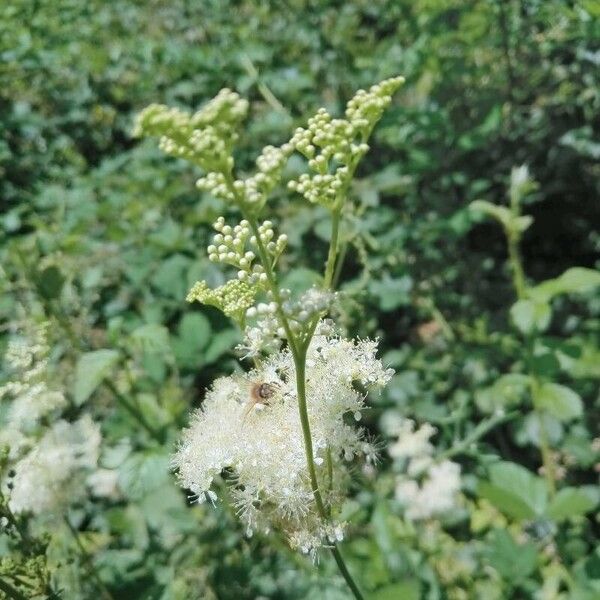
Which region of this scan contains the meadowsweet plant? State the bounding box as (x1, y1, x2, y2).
(135, 77, 404, 597)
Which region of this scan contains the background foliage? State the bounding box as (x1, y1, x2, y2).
(1, 0, 599, 598)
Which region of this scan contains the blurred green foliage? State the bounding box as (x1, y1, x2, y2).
(1, 0, 599, 598)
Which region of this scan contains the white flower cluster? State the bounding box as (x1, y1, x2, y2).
(8, 416, 101, 515)
(173, 334, 393, 556)
(1, 322, 106, 516)
(387, 417, 461, 520)
(0, 323, 66, 435)
(288, 76, 405, 209)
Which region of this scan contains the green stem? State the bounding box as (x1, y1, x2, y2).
(505, 226, 556, 497)
(324, 208, 342, 289)
(65, 519, 114, 600)
(331, 546, 365, 600)
(530, 377, 557, 497)
(0, 577, 28, 600)
(438, 411, 519, 461)
(507, 230, 527, 301)
(103, 379, 164, 443)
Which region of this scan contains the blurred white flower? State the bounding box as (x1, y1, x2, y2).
(0, 323, 66, 429)
(9, 416, 101, 515)
(88, 468, 120, 500)
(173, 333, 392, 555)
(387, 417, 461, 520)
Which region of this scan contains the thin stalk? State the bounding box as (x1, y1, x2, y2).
(438, 411, 519, 461)
(65, 519, 114, 600)
(103, 379, 164, 443)
(324, 208, 342, 289)
(506, 229, 527, 301)
(0, 577, 28, 600)
(530, 377, 557, 497)
(505, 226, 556, 497)
(331, 546, 365, 600)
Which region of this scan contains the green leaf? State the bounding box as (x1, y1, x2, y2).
(35, 265, 65, 300)
(535, 383, 583, 421)
(477, 482, 537, 520)
(529, 267, 600, 303)
(485, 529, 538, 581)
(371, 581, 420, 600)
(547, 486, 599, 521)
(73, 349, 120, 405)
(478, 461, 547, 519)
(130, 323, 171, 354)
(469, 200, 513, 229)
(510, 299, 551, 334)
(369, 275, 413, 311)
(172, 312, 211, 369)
(475, 373, 530, 413)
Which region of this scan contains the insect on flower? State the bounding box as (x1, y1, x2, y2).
(242, 380, 279, 420)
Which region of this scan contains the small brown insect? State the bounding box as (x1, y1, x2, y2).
(242, 381, 278, 420)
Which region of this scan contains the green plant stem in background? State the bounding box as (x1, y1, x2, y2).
(103, 379, 164, 443)
(0, 577, 28, 600)
(65, 519, 114, 600)
(438, 410, 519, 461)
(505, 225, 556, 497)
(507, 229, 527, 302)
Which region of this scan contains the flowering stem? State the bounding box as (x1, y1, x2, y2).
(221, 170, 365, 600)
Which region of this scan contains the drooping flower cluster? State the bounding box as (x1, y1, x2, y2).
(7, 416, 101, 515)
(173, 333, 393, 556)
(387, 417, 461, 520)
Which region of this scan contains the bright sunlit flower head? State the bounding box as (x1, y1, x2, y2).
(173, 333, 392, 556)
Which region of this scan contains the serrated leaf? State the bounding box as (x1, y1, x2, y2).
(535, 382, 583, 421)
(73, 349, 120, 405)
(547, 486, 599, 521)
(485, 529, 538, 581)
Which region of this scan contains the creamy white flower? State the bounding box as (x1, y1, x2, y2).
(88, 468, 120, 499)
(388, 416, 461, 520)
(173, 334, 392, 554)
(0, 324, 66, 428)
(9, 416, 101, 515)
(388, 419, 436, 460)
(395, 460, 461, 520)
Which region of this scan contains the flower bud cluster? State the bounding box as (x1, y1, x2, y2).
(133, 88, 248, 173)
(344, 76, 405, 133)
(206, 217, 287, 287)
(287, 76, 404, 209)
(186, 279, 256, 322)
